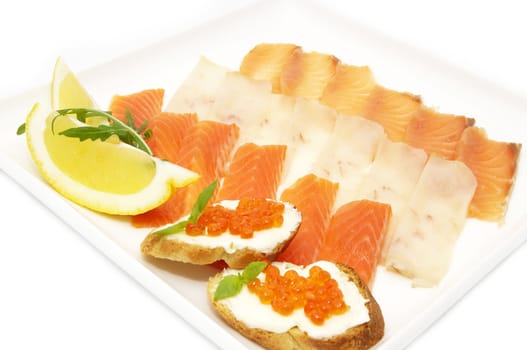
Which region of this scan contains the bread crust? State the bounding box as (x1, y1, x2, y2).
(140, 226, 297, 269)
(208, 262, 384, 350)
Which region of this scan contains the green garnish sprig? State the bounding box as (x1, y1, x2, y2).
(214, 261, 268, 301)
(52, 108, 153, 155)
(153, 180, 218, 236)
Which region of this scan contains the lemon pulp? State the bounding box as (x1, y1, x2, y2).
(44, 113, 156, 194)
(57, 72, 94, 108)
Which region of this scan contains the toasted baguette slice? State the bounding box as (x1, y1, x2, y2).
(208, 262, 384, 350)
(140, 200, 301, 269)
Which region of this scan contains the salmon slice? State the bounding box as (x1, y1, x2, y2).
(132, 121, 240, 227)
(148, 112, 198, 163)
(280, 49, 339, 100)
(317, 200, 392, 287)
(404, 107, 474, 160)
(276, 174, 339, 265)
(216, 143, 287, 201)
(320, 63, 376, 116)
(109, 89, 164, 132)
(239, 43, 300, 93)
(456, 127, 521, 222)
(362, 85, 422, 142)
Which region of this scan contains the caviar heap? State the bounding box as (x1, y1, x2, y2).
(185, 198, 285, 238)
(247, 264, 349, 325)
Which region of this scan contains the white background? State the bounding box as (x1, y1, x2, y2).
(1, 0, 526, 349)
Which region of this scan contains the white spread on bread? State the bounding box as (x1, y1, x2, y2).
(164, 200, 301, 254)
(216, 261, 370, 339)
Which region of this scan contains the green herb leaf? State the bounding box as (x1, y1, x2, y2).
(59, 124, 129, 142)
(151, 220, 189, 237)
(214, 261, 268, 301)
(189, 179, 218, 223)
(16, 123, 26, 135)
(214, 275, 244, 301)
(152, 180, 218, 237)
(53, 108, 153, 155)
(241, 261, 268, 282)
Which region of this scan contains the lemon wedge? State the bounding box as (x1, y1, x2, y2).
(23, 58, 199, 215)
(25, 102, 199, 215)
(51, 57, 96, 109)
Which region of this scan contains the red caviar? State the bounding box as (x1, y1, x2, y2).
(185, 198, 285, 239)
(247, 264, 349, 325)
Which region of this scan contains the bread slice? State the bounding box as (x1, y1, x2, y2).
(141, 230, 296, 269)
(207, 262, 384, 350)
(140, 201, 301, 269)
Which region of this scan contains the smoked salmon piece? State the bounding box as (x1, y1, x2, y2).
(362, 85, 422, 142)
(280, 49, 339, 100)
(456, 127, 521, 222)
(132, 121, 240, 227)
(109, 89, 164, 131)
(148, 112, 198, 163)
(239, 43, 300, 93)
(404, 107, 474, 160)
(320, 63, 376, 116)
(317, 200, 392, 287)
(216, 143, 287, 201)
(276, 174, 339, 265)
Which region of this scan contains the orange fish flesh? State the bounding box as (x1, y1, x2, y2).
(239, 43, 300, 93)
(275, 174, 339, 265)
(317, 200, 392, 287)
(132, 121, 240, 227)
(456, 126, 521, 222)
(216, 143, 287, 201)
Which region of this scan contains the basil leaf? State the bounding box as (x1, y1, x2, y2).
(152, 220, 190, 237)
(152, 180, 218, 237)
(241, 261, 268, 282)
(189, 179, 218, 222)
(214, 275, 244, 301)
(214, 262, 268, 301)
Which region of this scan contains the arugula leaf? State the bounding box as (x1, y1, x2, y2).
(214, 261, 268, 301)
(153, 180, 218, 236)
(59, 124, 129, 142)
(52, 108, 153, 155)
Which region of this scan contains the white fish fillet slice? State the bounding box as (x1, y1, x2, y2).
(165, 56, 229, 118)
(280, 98, 337, 189)
(384, 154, 477, 287)
(354, 139, 428, 263)
(257, 94, 296, 145)
(211, 71, 273, 143)
(312, 115, 386, 206)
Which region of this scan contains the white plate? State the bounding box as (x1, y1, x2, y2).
(1, 1, 526, 349)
